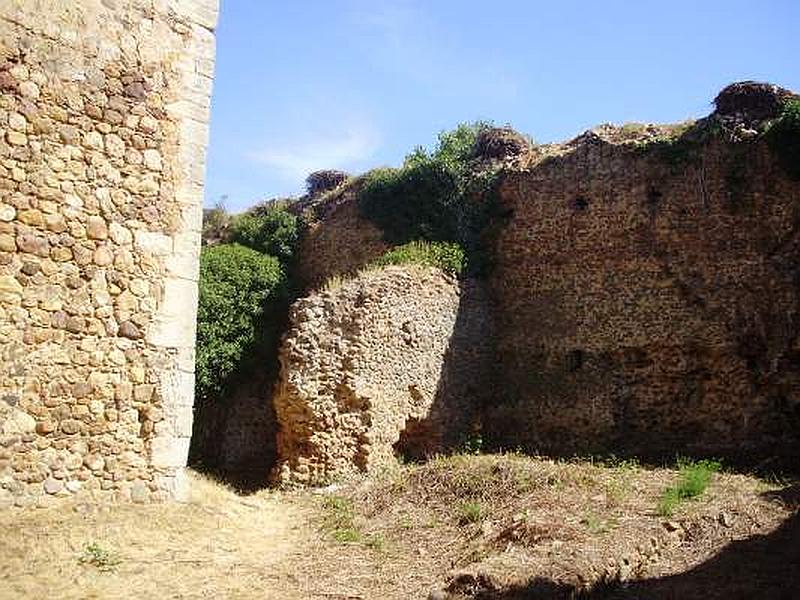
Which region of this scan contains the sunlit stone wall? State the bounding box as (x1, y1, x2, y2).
(0, 0, 218, 507)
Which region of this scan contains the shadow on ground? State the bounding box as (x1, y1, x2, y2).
(469, 486, 800, 600)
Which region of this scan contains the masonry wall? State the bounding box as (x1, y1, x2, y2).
(0, 0, 217, 507)
(273, 266, 493, 486)
(486, 135, 800, 461)
(295, 183, 389, 289)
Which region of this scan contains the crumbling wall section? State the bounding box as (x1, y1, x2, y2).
(0, 0, 217, 507)
(273, 266, 493, 486)
(295, 185, 389, 290)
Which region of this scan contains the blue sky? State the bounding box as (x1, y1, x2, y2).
(204, 0, 800, 212)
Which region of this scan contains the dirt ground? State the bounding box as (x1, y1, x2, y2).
(1, 456, 797, 600)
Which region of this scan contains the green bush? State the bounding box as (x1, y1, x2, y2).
(195, 244, 285, 402)
(358, 164, 460, 244)
(357, 122, 501, 272)
(370, 240, 466, 275)
(229, 204, 299, 265)
(768, 98, 800, 180)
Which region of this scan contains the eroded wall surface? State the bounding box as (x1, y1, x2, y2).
(273, 266, 493, 486)
(294, 182, 389, 290)
(0, 0, 217, 507)
(487, 135, 800, 460)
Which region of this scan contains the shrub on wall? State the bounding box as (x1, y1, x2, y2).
(195, 243, 286, 402)
(768, 98, 800, 180)
(370, 241, 466, 276)
(229, 203, 299, 265)
(357, 121, 502, 273)
(358, 164, 460, 244)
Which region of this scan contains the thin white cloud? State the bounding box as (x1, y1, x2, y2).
(346, 0, 520, 103)
(248, 121, 381, 183)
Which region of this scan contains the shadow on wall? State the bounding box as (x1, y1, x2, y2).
(188, 296, 289, 493)
(484, 128, 800, 467)
(188, 372, 278, 492)
(461, 487, 800, 600)
(394, 277, 496, 462)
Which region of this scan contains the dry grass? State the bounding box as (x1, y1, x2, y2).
(0, 472, 315, 600)
(322, 454, 795, 596)
(0, 458, 795, 599)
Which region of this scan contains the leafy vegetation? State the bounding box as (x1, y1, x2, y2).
(229, 203, 299, 265)
(582, 512, 616, 535)
(321, 495, 361, 543)
(370, 240, 466, 276)
(195, 244, 285, 402)
(357, 121, 503, 275)
(657, 458, 721, 517)
(643, 118, 721, 168)
(767, 98, 800, 179)
(195, 201, 301, 411)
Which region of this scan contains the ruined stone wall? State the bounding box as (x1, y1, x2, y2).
(295, 186, 389, 290)
(273, 266, 493, 486)
(0, 0, 217, 507)
(487, 134, 800, 460)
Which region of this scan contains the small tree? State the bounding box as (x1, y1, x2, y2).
(201, 200, 231, 245)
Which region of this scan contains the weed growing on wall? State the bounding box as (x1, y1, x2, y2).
(643, 118, 722, 168)
(370, 241, 466, 276)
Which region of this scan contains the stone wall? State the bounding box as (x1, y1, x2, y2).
(189, 368, 277, 491)
(0, 0, 217, 507)
(273, 266, 493, 486)
(487, 130, 800, 461)
(294, 181, 389, 289)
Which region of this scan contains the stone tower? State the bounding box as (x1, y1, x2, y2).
(0, 0, 218, 507)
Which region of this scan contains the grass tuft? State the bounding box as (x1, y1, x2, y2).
(458, 500, 485, 525)
(370, 240, 466, 276)
(657, 458, 721, 517)
(78, 542, 122, 571)
(321, 495, 362, 543)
